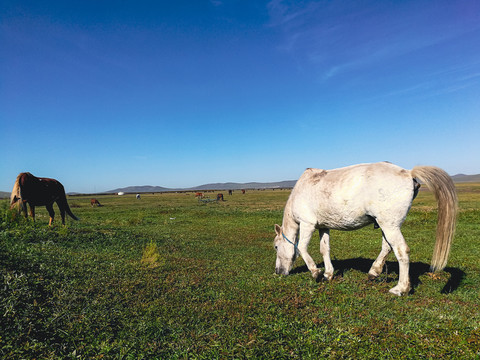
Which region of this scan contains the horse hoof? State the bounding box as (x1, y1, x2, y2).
(312, 269, 323, 280)
(367, 273, 378, 281)
(316, 273, 332, 283)
(388, 286, 409, 296)
(389, 289, 402, 296)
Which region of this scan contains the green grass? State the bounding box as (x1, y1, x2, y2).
(1, 186, 479, 359)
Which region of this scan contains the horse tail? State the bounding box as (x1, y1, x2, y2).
(66, 206, 79, 221)
(411, 166, 458, 272)
(64, 196, 79, 221)
(58, 187, 79, 221)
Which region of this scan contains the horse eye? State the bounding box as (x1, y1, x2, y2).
(274, 245, 278, 251)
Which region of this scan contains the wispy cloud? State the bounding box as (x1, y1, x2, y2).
(267, 0, 321, 28)
(267, 0, 480, 82)
(361, 60, 480, 104)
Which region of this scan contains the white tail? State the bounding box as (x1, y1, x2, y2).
(411, 166, 458, 271)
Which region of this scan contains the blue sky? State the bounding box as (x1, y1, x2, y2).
(1, 0, 480, 193)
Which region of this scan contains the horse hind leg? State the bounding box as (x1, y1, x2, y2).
(58, 204, 66, 225)
(319, 229, 334, 281)
(368, 234, 392, 280)
(46, 204, 55, 226)
(381, 227, 411, 296)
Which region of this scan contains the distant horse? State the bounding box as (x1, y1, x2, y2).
(241, 189, 246, 194)
(273, 162, 457, 296)
(11, 172, 79, 225)
(91, 198, 102, 207)
(228, 190, 233, 195)
(217, 193, 224, 201)
(195, 192, 204, 198)
(136, 194, 141, 200)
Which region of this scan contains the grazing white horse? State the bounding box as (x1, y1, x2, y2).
(274, 162, 458, 296)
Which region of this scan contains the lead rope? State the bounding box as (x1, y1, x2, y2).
(282, 232, 299, 253)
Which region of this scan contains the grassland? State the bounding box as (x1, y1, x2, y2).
(1, 184, 479, 359)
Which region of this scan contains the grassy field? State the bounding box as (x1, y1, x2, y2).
(1, 184, 479, 359)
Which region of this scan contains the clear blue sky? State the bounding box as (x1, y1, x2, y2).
(1, 0, 479, 193)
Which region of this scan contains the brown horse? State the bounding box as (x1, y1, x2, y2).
(10, 172, 79, 225)
(91, 198, 102, 207)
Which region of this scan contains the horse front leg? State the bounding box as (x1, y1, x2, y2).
(298, 222, 322, 279)
(319, 229, 334, 281)
(29, 204, 35, 222)
(21, 201, 29, 219)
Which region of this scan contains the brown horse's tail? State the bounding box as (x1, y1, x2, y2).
(411, 166, 458, 272)
(60, 192, 79, 221)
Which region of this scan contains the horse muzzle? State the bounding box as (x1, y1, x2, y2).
(275, 267, 289, 276)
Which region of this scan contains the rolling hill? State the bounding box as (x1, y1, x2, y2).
(106, 180, 297, 194)
(0, 191, 10, 199)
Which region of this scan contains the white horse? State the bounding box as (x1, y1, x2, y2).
(274, 162, 458, 295)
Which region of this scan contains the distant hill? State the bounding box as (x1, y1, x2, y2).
(451, 174, 480, 182)
(106, 180, 297, 194)
(0, 191, 10, 199)
(107, 185, 172, 194)
(184, 180, 297, 191)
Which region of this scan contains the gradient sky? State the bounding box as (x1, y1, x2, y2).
(1, 0, 480, 193)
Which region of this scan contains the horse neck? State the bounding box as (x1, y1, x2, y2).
(282, 200, 299, 239)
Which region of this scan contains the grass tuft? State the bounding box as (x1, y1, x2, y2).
(141, 240, 164, 268)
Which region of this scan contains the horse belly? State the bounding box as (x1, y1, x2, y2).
(315, 204, 373, 230)
(292, 192, 372, 230)
(24, 187, 58, 206)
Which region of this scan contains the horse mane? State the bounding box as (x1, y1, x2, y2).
(20, 172, 35, 180)
(10, 172, 36, 205)
(11, 173, 23, 205)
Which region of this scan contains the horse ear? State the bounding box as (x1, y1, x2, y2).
(274, 224, 282, 236)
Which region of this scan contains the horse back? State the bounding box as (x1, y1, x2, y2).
(290, 162, 415, 229)
(18, 172, 66, 206)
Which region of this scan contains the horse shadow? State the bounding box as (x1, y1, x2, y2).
(290, 257, 465, 294)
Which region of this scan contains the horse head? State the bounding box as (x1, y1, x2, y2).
(273, 224, 298, 275)
(10, 195, 20, 208)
